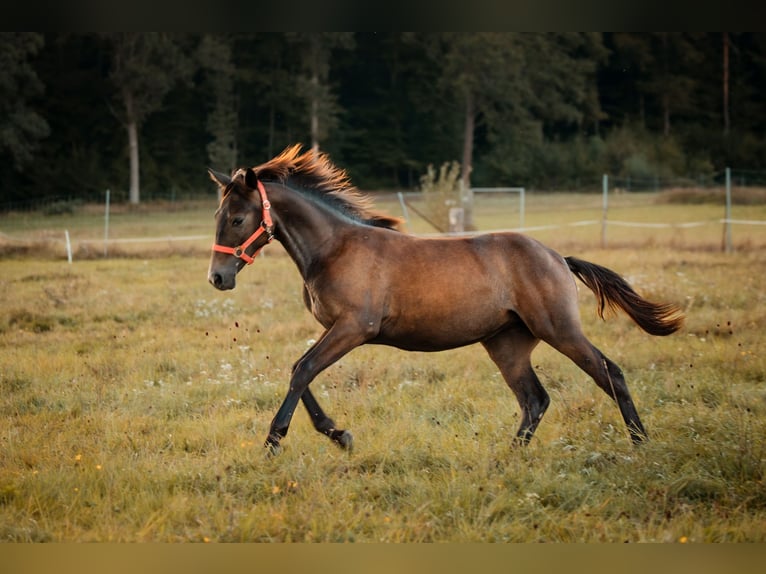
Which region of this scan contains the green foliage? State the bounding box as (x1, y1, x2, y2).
(105, 33, 193, 126)
(0, 32, 50, 171)
(42, 198, 82, 216)
(594, 124, 711, 185)
(198, 35, 238, 172)
(286, 33, 355, 150)
(2, 33, 766, 207)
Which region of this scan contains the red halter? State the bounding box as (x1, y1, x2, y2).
(212, 179, 274, 265)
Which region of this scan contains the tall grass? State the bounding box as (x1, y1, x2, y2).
(0, 197, 764, 542)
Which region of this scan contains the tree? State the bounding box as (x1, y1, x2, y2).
(0, 33, 50, 172)
(8, 33, 766, 208)
(723, 32, 730, 139)
(286, 33, 354, 153)
(423, 33, 525, 227)
(333, 33, 449, 188)
(611, 33, 703, 137)
(427, 33, 606, 226)
(230, 33, 305, 161)
(523, 33, 607, 136)
(105, 33, 192, 204)
(199, 34, 238, 173)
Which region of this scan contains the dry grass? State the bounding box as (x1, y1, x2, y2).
(0, 197, 765, 542)
(656, 186, 766, 206)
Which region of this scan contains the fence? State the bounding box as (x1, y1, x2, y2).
(600, 168, 766, 253)
(395, 167, 766, 252)
(470, 187, 525, 230)
(2, 168, 765, 261)
(397, 187, 526, 233)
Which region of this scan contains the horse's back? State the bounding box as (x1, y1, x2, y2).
(379, 229, 574, 307)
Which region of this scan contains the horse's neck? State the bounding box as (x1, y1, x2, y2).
(271, 185, 352, 279)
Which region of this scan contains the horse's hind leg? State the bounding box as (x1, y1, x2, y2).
(301, 388, 353, 451)
(482, 326, 549, 445)
(553, 335, 647, 444)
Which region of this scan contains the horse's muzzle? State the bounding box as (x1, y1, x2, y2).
(209, 270, 235, 291)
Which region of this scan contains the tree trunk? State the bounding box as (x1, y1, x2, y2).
(125, 91, 140, 205)
(661, 33, 671, 137)
(461, 91, 475, 229)
(310, 70, 320, 154)
(723, 32, 730, 139)
(268, 102, 275, 158)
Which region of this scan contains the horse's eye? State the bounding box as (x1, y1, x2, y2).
(232, 216, 245, 227)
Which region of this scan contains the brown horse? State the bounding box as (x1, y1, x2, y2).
(207, 145, 684, 453)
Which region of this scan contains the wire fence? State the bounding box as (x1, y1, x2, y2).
(2, 168, 766, 260)
(396, 168, 766, 253)
(539, 168, 766, 195)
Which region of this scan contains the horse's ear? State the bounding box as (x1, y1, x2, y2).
(207, 168, 231, 188)
(244, 167, 259, 189)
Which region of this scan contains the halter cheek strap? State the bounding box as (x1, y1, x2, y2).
(212, 180, 274, 265)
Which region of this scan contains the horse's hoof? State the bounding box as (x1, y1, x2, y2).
(264, 437, 283, 457)
(335, 430, 354, 452)
(630, 433, 649, 446)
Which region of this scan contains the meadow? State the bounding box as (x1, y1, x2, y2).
(0, 190, 765, 542)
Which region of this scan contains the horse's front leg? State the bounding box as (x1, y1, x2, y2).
(265, 320, 368, 453)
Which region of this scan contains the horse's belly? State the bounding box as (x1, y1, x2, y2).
(376, 306, 516, 352)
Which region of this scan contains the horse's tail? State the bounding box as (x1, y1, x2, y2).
(565, 256, 684, 336)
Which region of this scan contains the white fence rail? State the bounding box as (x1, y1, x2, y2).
(3, 166, 765, 261)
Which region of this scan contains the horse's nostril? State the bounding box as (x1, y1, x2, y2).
(211, 273, 223, 288)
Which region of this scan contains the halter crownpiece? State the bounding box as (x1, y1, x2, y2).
(212, 179, 274, 265)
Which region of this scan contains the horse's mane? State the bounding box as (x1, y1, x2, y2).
(249, 144, 404, 231)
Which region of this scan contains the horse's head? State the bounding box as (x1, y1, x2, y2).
(208, 167, 274, 290)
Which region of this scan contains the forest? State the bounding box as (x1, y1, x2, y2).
(2, 32, 765, 207)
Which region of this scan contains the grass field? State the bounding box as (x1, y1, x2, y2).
(1, 191, 765, 542)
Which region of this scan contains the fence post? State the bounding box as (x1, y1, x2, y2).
(65, 230, 72, 264)
(397, 191, 409, 225)
(601, 174, 608, 248)
(724, 167, 732, 253)
(104, 189, 110, 257)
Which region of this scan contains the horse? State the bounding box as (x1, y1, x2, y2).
(207, 144, 684, 454)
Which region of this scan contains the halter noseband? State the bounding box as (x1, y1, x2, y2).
(212, 179, 274, 265)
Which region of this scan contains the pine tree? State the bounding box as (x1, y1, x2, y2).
(199, 34, 238, 174)
(0, 33, 49, 172)
(105, 33, 193, 204)
(286, 33, 354, 153)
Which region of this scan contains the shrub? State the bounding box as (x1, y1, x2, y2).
(418, 161, 462, 232)
(42, 199, 82, 216)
